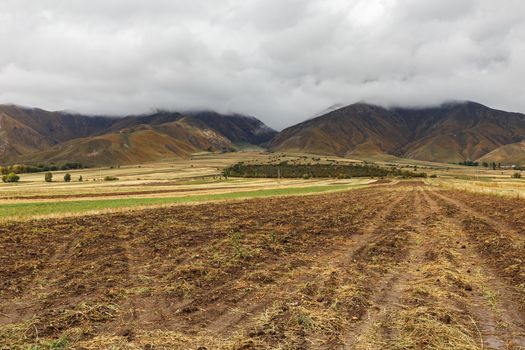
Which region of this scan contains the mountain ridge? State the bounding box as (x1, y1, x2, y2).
(0, 104, 276, 165)
(2, 101, 525, 166)
(268, 101, 525, 164)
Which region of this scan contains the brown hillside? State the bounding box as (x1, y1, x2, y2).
(477, 140, 525, 166)
(269, 102, 525, 163)
(0, 105, 114, 162)
(0, 113, 54, 157)
(269, 104, 410, 157)
(184, 111, 277, 145)
(0, 105, 275, 165)
(18, 121, 234, 166)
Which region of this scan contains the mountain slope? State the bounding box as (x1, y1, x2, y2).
(184, 111, 277, 145)
(269, 102, 525, 163)
(107, 111, 277, 145)
(0, 113, 54, 157)
(393, 102, 525, 162)
(269, 104, 410, 157)
(18, 121, 234, 166)
(477, 140, 525, 165)
(0, 105, 115, 162)
(0, 105, 276, 165)
(0, 104, 114, 142)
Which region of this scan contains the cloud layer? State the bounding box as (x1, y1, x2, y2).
(1, 0, 524, 129)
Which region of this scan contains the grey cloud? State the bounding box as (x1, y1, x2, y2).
(0, 0, 524, 129)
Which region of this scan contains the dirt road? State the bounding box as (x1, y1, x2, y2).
(1, 182, 524, 349)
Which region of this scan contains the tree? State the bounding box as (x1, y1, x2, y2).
(45, 172, 53, 182)
(2, 173, 20, 183)
(12, 164, 24, 174)
(64, 173, 71, 182)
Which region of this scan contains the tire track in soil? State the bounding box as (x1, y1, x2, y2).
(424, 188, 525, 349)
(427, 187, 525, 246)
(9, 182, 525, 349)
(232, 185, 420, 349)
(0, 188, 395, 342)
(0, 220, 132, 341)
(343, 184, 525, 350)
(0, 224, 86, 326)
(204, 187, 411, 337)
(343, 186, 425, 349)
(102, 187, 405, 337)
(426, 187, 525, 305)
(128, 188, 404, 335)
(428, 187, 525, 236)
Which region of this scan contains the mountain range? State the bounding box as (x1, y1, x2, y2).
(269, 101, 525, 164)
(1, 101, 525, 166)
(0, 105, 276, 166)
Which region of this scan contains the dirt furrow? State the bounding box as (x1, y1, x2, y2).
(344, 187, 424, 349)
(425, 188, 525, 306)
(111, 189, 401, 335)
(3, 182, 525, 349)
(344, 187, 485, 349)
(423, 188, 525, 349)
(343, 185, 525, 350)
(203, 188, 411, 338)
(1, 186, 412, 349)
(428, 187, 525, 245)
(194, 186, 418, 349)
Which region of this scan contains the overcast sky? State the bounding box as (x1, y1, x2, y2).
(1, 0, 524, 129)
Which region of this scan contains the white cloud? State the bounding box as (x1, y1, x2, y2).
(0, 0, 524, 129)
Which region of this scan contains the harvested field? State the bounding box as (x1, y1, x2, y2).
(1, 182, 525, 349)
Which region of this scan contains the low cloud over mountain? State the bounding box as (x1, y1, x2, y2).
(1, 1, 525, 129)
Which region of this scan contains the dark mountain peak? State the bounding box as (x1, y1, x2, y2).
(299, 102, 390, 129)
(269, 101, 525, 164)
(107, 111, 183, 132)
(182, 111, 277, 144)
(335, 102, 387, 113)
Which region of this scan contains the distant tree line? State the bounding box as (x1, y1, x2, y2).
(457, 161, 520, 170)
(482, 161, 502, 170)
(457, 160, 479, 167)
(0, 162, 84, 175)
(44, 172, 83, 183)
(223, 162, 428, 179)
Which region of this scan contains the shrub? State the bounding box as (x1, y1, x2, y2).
(104, 176, 119, 181)
(64, 173, 71, 182)
(45, 172, 53, 182)
(512, 172, 522, 179)
(0, 162, 84, 175)
(78, 175, 83, 182)
(2, 172, 20, 183)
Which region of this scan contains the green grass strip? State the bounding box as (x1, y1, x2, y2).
(0, 184, 363, 219)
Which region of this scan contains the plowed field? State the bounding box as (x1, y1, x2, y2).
(1, 182, 525, 349)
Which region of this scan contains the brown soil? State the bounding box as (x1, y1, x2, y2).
(1, 182, 525, 349)
(0, 186, 246, 201)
